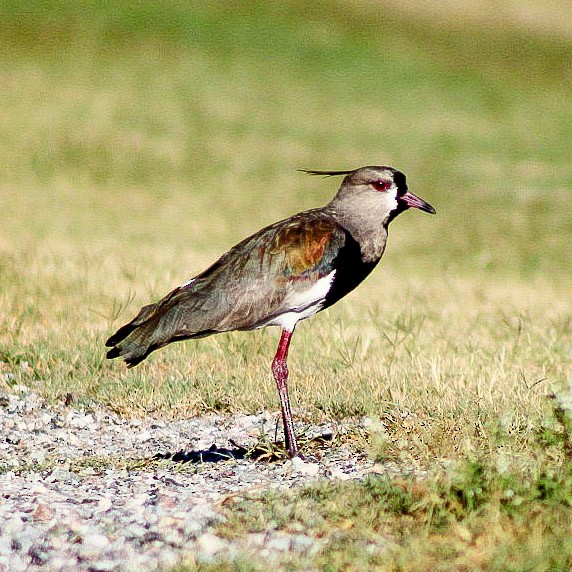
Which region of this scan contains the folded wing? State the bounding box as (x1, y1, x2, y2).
(105, 211, 347, 366)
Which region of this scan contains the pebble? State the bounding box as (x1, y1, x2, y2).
(328, 467, 352, 481)
(196, 532, 227, 557)
(82, 532, 110, 551)
(66, 412, 96, 429)
(291, 533, 320, 554)
(265, 535, 292, 552)
(291, 457, 320, 476)
(0, 388, 407, 570)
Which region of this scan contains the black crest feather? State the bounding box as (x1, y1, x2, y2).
(299, 169, 354, 177)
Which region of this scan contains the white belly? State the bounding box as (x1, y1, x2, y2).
(262, 270, 336, 332)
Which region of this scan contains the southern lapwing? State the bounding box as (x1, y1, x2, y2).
(106, 166, 436, 458)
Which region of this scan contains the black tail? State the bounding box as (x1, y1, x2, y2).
(105, 301, 168, 367)
(105, 288, 216, 367)
(105, 336, 156, 367)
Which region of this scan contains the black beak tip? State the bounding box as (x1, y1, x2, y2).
(425, 204, 437, 215)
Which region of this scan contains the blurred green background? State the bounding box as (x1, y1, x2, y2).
(2, 0, 570, 276)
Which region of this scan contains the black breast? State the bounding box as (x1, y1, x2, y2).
(323, 230, 379, 310)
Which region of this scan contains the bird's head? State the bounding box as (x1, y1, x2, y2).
(302, 165, 436, 225)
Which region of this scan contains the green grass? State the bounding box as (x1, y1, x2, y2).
(1, 0, 571, 568)
(212, 457, 572, 570)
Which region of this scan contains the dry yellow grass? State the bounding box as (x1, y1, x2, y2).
(349, 0, 572, 40)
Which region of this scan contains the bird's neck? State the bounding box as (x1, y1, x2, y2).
(325, 199, 389, 263)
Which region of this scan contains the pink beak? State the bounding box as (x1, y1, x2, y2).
(401, 190, 436, 214)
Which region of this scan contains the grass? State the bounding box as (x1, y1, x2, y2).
(212, 455, 572, 570)
(178, 384, 571, 569)
(0, 0, 571, 568)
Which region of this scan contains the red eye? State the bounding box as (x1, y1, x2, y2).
(371, 180, 391, 192)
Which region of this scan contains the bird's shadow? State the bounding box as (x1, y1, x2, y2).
(154, 433, 333, 464)
(154, 442, 254, 463)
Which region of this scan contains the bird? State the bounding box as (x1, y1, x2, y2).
(106, 166, 436, 458)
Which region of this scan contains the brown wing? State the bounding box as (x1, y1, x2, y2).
(173, 210, 346, 331)
(106, 210, 347, 365)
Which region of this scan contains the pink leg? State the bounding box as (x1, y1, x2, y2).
(271, 329, 299, 458)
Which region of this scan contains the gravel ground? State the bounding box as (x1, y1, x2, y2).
(0, 385, 402, 571)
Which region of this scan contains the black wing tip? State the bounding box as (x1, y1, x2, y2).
(106, 346, 121, 360)
(105, 323, 136, 348)
(125, 356, 145, 368)
(299, 169, 354, 177)
(106, 345, 146, 367)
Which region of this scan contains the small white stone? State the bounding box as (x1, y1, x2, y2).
(291, 534, 318, 554)
(0, 537, 12, 556)
(12, 383, 29, 393)
(329, 468, 351, 481)
(65, 431, 81, 446)
(3, 516, 24, 534)
(83, 532, 110, 549)
(158, 551, 179, 569)
(137, 430, 153, 442)
(30, 449, 46, 464)
(196, 533, 225, 556)
(5, 554, 27, 571)
(291, 457, 319, 476)
(265, 535, 291, 552)
(96, 497, 113, 512)
(90, 560, 115, 571)
(29, 483, 49, 494)
(68, 413, 96, 429)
